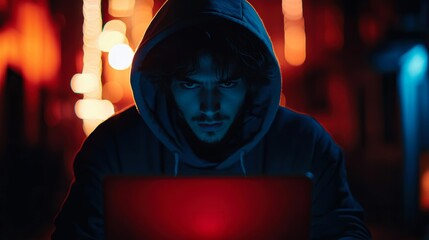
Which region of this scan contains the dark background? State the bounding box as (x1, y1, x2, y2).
(0, 0, 428, 239)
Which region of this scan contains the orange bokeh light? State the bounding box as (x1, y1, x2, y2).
(0, 1, 60, 145)
(421, 170, 429, 210)
(131, 0, 154, 47)
(16, 2, 60, 84)
(282, 0, 303, 21)
(75, 99, 115, 120)
(420, 152, 429, 210)
(282, 0, 306, 66)
(284, 24, 306, 66)
(0, 2, 60, 85)
(71, 73, 100, 94)
(109, 0, 135, 17)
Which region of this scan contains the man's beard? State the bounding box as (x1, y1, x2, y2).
(178, 113, 244, 163)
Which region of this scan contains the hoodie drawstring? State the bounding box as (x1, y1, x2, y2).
(240, 151, 247, 176)
(174, 152, 179, 177)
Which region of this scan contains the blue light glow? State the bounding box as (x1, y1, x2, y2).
(400, 44, 428, 83)
(399, 44, 428, 224)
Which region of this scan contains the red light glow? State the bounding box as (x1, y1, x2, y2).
(420, 152, 429, 210)
(16, 2, 60, 84)
(359, 15, 380, 45)
(105, 177, 312, 240)
(322, 6, 344, 50)
(0, 1, 60, 145)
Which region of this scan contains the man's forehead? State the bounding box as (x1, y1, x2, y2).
(197, 51, 216, 69)
(176, 51, 243, 81)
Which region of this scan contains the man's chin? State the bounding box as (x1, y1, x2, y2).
(195, 132, 225, 144)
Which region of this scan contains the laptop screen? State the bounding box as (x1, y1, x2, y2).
(104, 176, 312, 240)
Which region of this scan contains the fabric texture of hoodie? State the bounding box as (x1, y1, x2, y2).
(53, 0, 372, 239)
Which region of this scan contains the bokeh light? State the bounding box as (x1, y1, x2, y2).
(16, 2, 60, 84)
(104, 19, 127, 34)
(109, 0, 135, 17)
(421, 170, 429, 210)
(75, 99, 115, 120)
(131, 0, 154, 46)
(401, 45, 428, 80)
(282, 0, 303, 20)
(282, 0, 306, 66)
(98, 30, 126, 52)
(284, 24, 306, 66)
(70, 73, 99, 94)
(108, 43, 134, 70)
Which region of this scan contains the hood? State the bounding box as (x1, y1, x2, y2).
(130, 0, 281, 171)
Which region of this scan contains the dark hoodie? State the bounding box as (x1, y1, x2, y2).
(53, 0, 371, 239)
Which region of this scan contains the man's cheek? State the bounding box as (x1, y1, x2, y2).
(179, 94, 197, 108)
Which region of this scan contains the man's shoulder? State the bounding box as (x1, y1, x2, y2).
(265, 106, 329, 143)
(85, 105, 147, 141)
(100, 105, 144, 127)
(105, 105, 143, 125)
(269, 107, 338, 149)
(273, 107, 322, 131)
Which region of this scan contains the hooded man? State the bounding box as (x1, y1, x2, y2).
(53, 0, 371, 239)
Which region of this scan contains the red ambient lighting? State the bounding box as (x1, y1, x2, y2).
(104, 177, 312, 240)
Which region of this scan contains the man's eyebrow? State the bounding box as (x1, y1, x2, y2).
(182, 76, 242, 83)
(179, 77, 202, 83)
(218, 76, 241, 82)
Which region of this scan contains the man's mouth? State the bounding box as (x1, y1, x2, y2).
(197, 122, 224, 132)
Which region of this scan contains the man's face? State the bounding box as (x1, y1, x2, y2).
(171, 52, 247, 143)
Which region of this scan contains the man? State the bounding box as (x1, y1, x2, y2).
(53, 0, 371, 239)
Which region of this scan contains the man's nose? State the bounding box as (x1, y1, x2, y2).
(199, 88, 220, 118)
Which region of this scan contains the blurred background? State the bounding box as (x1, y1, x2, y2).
(0, 0, 428, 239)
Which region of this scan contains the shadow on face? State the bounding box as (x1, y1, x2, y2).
(170, 51, 247, 143)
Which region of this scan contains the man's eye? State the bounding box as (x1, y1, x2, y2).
(219, 81, 238, 88)
(180, 82, 200, 89)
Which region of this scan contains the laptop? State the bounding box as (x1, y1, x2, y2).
(104, 175, 313, 240)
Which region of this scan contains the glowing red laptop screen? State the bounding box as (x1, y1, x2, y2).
(104, 176, 312, 240)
